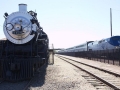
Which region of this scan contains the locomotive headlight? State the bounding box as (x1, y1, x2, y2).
(6, 23, 13, 31)
(116, 46, 120, 49)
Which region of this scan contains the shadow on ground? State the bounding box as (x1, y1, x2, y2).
(28, 63, 48, 89)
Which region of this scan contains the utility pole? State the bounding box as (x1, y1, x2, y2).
(110, 8, 112, 37)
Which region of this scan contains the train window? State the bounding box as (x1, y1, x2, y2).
(103, 40, 105, 42)
(99, 40, 102, 43)
(105, 39, 107, 42)
(112, 37, 120, 40)
(107, 38, 110, 41)
(89, 49, 92, 51)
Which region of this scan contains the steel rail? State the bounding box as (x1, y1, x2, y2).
(57, 55, 120, 90)
(57, 55, 120, 77)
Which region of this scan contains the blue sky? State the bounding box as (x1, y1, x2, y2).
(0, 0, 120, 48)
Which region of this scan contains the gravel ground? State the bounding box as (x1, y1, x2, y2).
(29, 56, 96, 90)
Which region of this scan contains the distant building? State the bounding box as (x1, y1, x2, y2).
(0, 38, 7, 40)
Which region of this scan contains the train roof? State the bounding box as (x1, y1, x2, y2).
(65, 41, 94, 50)
(88, 35, 120, 46)
(73, 41, 93, 48)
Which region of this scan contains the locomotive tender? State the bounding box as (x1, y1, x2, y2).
(0, 4, 49, 81)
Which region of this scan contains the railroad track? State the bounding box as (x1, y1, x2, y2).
(56, 55, 120, 90)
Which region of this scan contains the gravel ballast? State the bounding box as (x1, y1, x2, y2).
(29, 56, 96, 90)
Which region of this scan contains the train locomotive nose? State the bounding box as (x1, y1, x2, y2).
(110, 36, 120, 46)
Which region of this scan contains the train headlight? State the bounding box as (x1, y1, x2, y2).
(116, 46, 120, 49)
(6, 23, 13, 31)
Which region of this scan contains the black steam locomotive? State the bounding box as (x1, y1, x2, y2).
(0, 4, 49, 81)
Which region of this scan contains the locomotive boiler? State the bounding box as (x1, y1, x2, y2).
(0, 4, 49, 81)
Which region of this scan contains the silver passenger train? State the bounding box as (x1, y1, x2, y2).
(58, 36, 120, 53)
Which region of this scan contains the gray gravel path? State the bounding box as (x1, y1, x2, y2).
(29, 56, 96, 90)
